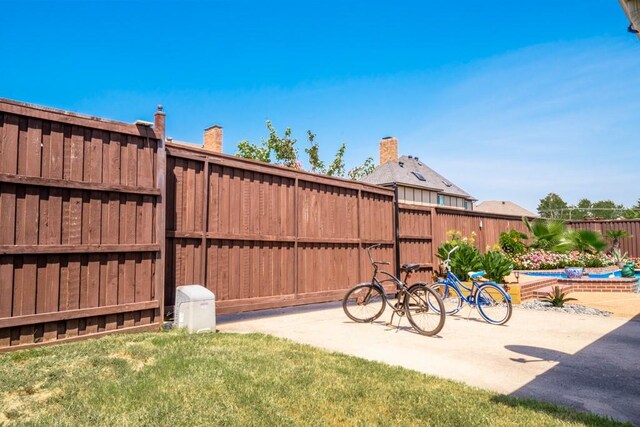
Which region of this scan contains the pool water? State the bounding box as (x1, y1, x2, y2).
(525, 270, 640, 279)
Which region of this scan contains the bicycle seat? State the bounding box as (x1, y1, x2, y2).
(401, 263, 421, 272)
(469, 271, 486, 279)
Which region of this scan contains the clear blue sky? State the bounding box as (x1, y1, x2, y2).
(2, 1, 638, 211)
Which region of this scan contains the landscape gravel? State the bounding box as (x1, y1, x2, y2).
(517, 300, 612, 317)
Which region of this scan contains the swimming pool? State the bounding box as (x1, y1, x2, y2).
(525, 270, 640, 279)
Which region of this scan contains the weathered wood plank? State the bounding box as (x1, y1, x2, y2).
(0, 244, 160, 255)
(0, 173, 160, 195)
(0, 99, 159, 139)
(0, 113, 19, 174)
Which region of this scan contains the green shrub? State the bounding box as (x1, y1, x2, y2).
(560, 230, 607, 254)
(481, 250, 512, 283)
(499, 229, 528, 255)
(436, 231, 482, 281)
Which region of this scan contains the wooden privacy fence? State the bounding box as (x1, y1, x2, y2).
(165, 142, 395, 314)
(0, 99, 165, 352)
(567, 219, 640, 257)
(0, 97, 541, 352)
(396, 205, 531, 282)
(433, 207, 530, 250)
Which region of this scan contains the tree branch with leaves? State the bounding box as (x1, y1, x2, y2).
(237, 121, 375, 180)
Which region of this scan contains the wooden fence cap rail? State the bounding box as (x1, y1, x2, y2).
(166, 141, 395, 196)
(435, 206, 532, 221)
(0, 97, 160, 139)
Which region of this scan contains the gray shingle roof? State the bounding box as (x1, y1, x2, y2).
(475, 201, 538, 217)
(361, 155, 475, 200)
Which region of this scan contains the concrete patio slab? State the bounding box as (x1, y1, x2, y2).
(571, 291, 640, 318)
(218, 302, 640, 425)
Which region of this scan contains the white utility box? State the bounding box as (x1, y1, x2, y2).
(174, 285, 216, 333)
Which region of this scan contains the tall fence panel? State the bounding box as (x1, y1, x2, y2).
(394, 206, 528, 282)
(568, 219, 640, 257)
(165, 143, 395, 314)
(0, 99, 164, 352)
(398, 204, 434, 283)
(433, 208, 529, 251)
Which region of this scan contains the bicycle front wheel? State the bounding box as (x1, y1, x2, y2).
(342, 284, 386, 323)
(404, 284, 446, 336)
(476, 283, 512, 325)
(431, 282, 463, 315)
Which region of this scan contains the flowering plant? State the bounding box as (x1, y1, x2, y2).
(508, 249, 616, 270)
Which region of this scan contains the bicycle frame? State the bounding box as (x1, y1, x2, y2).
(366, 244, 422, 314)
(436, 246, 511, 306)
(370, 263, 415, 313)
(437, 270, 481, 305)
(343, 243, 447, 335)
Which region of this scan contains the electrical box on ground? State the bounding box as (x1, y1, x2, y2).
(174, 285, 216, 333)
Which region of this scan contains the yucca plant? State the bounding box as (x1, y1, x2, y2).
(543, 286, 577, 307)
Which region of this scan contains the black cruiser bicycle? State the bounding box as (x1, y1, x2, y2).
(342, 244, 446, 336)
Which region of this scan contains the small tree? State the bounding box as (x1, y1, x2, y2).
(591, 200, 624, 219)
(537, 193, 568, 219)
(348, 157, 376, 180)
(237, 121, 374, 179)
(606, 229, 632, 252)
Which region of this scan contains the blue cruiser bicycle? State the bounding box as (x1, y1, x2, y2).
(431, 246, 512, 325)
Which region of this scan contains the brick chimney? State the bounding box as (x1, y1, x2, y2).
(203, 125, 223, 153)
(154, 104, 166, 140)
(379, 136, 398, 165)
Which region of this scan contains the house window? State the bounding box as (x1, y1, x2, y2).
(464, 201, 469, 210)
(437, 195, 445, 206)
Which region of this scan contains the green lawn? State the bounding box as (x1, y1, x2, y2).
(0, 330, 627, 426)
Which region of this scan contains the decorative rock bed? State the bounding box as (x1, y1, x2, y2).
(517, 300, 613, 317)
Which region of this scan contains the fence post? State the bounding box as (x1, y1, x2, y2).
(393, 184, 401, 278)
(154, 105, 166, 323)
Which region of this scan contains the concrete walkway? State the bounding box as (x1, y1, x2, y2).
(219, 301, 640, 425)
(571, 291, 640, 318)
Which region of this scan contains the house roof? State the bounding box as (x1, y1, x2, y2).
(361, 155, 475, 200)
(474, 200, 538, 218)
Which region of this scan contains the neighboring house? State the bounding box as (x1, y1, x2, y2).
(361, 137, 475, 210)
(475, 200, 538, 218)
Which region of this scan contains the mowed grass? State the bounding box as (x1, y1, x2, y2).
(0, 331, 628, 426)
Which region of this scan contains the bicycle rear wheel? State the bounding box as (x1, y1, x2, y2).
(431, 282, 463, 315)
(404, 284, 446, 336)
(342, 284, 386, 323)
(476, 283, 512, 325)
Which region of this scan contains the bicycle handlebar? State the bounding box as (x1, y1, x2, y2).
(441, 246, 459, 271)
(365, 244, 389, 267)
